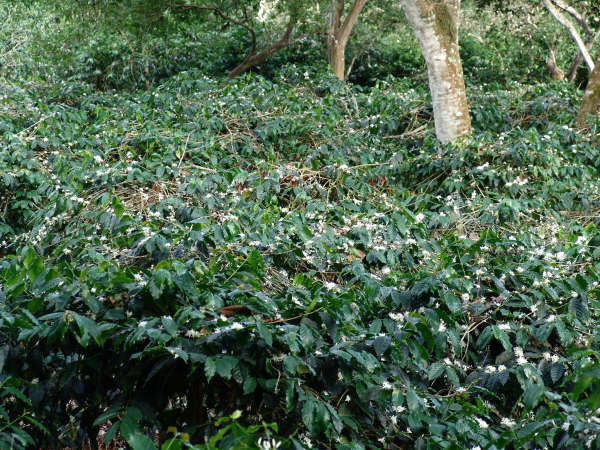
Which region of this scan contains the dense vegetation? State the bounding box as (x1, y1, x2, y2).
(1, 0, 600, 448)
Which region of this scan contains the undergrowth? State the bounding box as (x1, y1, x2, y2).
(1, 1, 600, 449)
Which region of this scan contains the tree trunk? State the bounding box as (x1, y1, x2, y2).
(327, 0, 368, 81)
(576, 55, 600, 129)
(329, 43, 346, 80)
(398, 0, 471, 143)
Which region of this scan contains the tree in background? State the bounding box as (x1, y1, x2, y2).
(174, 0, 308, 78)
(327, 0, 368, 80)
(539, 0, 600, 127)
(398, 0, 471, 143)
(541, 0, 599, 82)
(576, 53, 600, 128)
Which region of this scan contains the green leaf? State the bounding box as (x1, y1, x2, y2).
(406, 389, 420, 411)
(214, 355, 238, 380)
(428, 362, 445, 381)
(243, 377, 257, 394)
(373, 335, 391, 357)
(93, 408, 120, 427)
(166, 347, 189, 362)
(161, 316, 178, 337)
(523, 383, 544, 410)
(445, 366, 460, 386)
(256, 321, 273, 346)
(441, 292, 460, 313)
(569, 296, 589, 322)
(112, 195, 124, 218)
(73, 313, 99, 346)
(492, 325, 512, 351)
(125, 433, 157, 450)
(161, 439, 183, 450)
(550, 363, 565, 384)
(301, 399, 315, 432)
(205, 357, 216, 382)
(105, 422, 120, 445)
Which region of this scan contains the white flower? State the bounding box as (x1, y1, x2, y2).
(514, 347, 524, 358)
(461, 293, 470, 302)
(186, 329, 202, 338)
(231, 322, 244, 330)
(257, 437, 281, 450)
(501, 417, 516, 428)
(415, 213, 425, 223)
(516, 356, 528, 365)
(389, 312, 404, 321)
(382, 381, 393, 390)
(556, 251, 566, 261)
(474, 417, 489, 429)
(438, 321, 447, 332)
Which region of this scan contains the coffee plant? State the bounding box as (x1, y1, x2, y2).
(1, 0, 600, 449)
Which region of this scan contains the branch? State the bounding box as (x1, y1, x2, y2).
(338, 0, 368, 46)
(227, 19, 297, 78)
(345, 15, 392, 79)
(542, 0, 594, 71)
(546, 47, 565, 80)
(173, 3, 257, 53)
(566, 27, 600, 81)
(553, 0, 591, 39)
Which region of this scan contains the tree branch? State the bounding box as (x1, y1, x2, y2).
(227, 18, 297, 78)
(542, 0, 595, 71)
(345, 14, 393, 79)
(546, 47, 565, 80)
(173, 3, 257, 53)
(338, 0, 368, 46)
(566, 27, 600, 81)
(553, 0, 591, 39)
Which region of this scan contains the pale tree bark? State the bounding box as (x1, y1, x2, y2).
(398, 0, 471, 143)
(542, 0, 595, 71)
(576, 54, 600, 129)
(327, 0, 368, 80)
